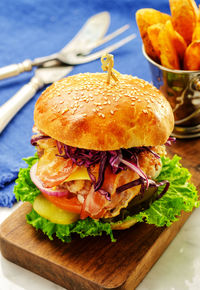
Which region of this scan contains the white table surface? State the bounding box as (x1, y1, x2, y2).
(1, 203, 200, 290)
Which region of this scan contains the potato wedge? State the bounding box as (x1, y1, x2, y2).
(169, 0, 198, 44)
(136, 8, 171, 61)
(147, 23, 164, 59)
(184, 40, 200, 70)
(165, 20, 187, 60)
(192, 21, 200, 41)
(192, 5, 200, 41)
(158, 21, 180, 69)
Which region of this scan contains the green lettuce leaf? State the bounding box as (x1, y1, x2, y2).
(26, 209, 115, 242)
(14, 154, 40, 203)
(114, 155, 199, 228)
(14, 154, 199, 242)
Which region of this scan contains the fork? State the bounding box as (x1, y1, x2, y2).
(0, 23, 136, 80)
(32, 25, 136, 66)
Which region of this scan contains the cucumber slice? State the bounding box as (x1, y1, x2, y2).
(33, 194, 80, 225)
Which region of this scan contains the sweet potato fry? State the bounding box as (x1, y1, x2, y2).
(136, 8, 171, 62)
(184, 40, 200, 70)
(169, 0, 198, 44)
(147, 23, 164, 59)
(158, 21, 180, 69)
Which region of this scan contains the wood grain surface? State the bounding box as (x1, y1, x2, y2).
(0, 139, 200, 290)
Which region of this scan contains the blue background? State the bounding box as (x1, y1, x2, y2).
(0, 0, 181, 206)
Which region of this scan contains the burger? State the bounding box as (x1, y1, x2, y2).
(14, 72, 199, 242)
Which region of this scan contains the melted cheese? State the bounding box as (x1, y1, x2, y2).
(65, 166, 90, 182)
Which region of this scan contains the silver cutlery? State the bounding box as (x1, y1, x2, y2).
(0, 12, 135, 80)
(0, 64, 73, 133)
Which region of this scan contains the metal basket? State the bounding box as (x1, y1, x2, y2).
(142, 46, 200, 138)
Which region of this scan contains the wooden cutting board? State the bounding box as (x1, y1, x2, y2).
(0, 139, 200, 290)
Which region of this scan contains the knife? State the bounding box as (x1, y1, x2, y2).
(0, 64, 73, 134)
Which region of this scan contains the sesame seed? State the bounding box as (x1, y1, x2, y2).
(98, 112, 105, 118)
(62, 108, 69, 114)
(110, 110, 114, 115)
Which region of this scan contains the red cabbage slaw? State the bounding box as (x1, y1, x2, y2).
(31, 134, 175, 200)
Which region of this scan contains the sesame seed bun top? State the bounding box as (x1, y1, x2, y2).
(34, 73, 174, 150)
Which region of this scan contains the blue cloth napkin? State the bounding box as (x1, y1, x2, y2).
(0, 0, 171, 207)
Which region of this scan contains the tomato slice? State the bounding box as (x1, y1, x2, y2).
(41, 192, 82, 214)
